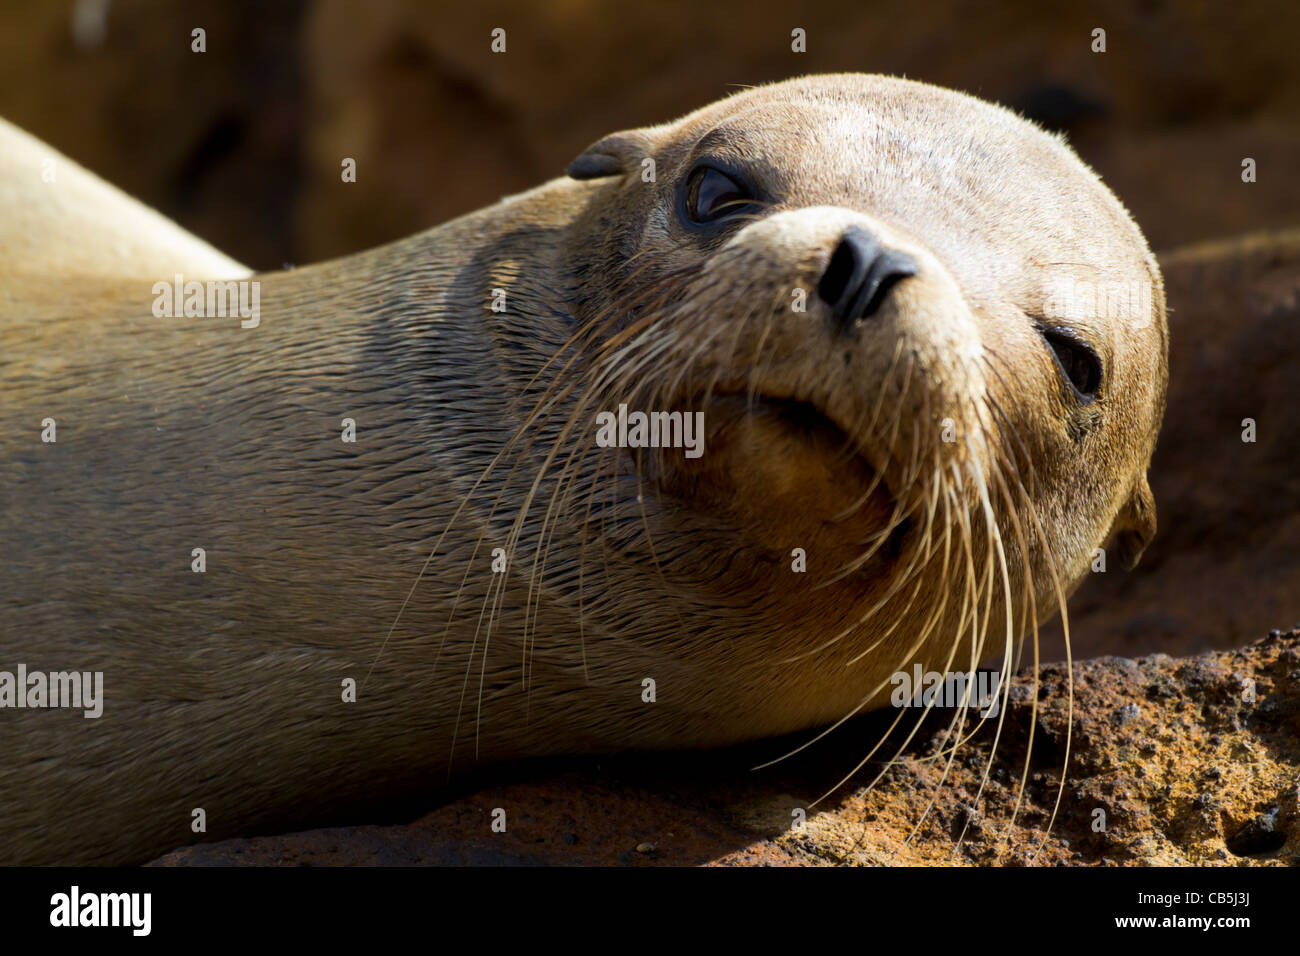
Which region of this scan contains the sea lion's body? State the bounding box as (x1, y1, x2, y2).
(2, 184, 644, 864)
(0, 74, 1167, 864)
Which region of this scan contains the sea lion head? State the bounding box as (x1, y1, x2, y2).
(511, 73, 1167, 735)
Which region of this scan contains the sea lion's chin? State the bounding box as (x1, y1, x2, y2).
(653, 393, 901, 565)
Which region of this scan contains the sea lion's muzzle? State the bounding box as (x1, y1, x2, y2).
(818, 225, 921, 333)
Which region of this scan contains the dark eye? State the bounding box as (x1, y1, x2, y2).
(1039, 325, 1102, 402)
(686, 166, 753, 223)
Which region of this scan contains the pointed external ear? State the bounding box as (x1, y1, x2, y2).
(566, 128, 657, 180)
(1110, 474, 1157, 571)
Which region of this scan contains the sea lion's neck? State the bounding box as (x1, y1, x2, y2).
(1, 180, 615, 862)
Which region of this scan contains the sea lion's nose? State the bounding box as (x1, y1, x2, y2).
(817, 226, 919, 333)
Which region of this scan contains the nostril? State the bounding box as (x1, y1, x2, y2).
(818, 226, 877, 317)
(817, 234, 864, 311)
(856, 249, 919, 318)
(817, 226, 919, 333)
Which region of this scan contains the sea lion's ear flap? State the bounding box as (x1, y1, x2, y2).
(1111, 474, 1157, 571)
(566, 129, 655, 180)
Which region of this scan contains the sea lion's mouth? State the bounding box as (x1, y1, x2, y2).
(745, 396, 871, 463)
(648, 390, 909, 570)
(701, 391, 888, 488)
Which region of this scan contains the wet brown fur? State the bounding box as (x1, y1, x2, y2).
(0, 75, 1167, 864)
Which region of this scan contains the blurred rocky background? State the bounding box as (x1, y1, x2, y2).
(3, 0, 1298, 267)
(3, 0, 1298, 663)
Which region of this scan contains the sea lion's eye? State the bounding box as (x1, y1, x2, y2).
(686, 166, 752, 223)
(1039, 324, 1102, 402)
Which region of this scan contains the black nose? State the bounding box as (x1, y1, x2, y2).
(817, 226, 919, 332)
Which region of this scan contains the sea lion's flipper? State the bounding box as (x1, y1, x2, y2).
(0, 116, 249, 281)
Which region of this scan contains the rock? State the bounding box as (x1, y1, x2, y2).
(152, 629, 1300, 866)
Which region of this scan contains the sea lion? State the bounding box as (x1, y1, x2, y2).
(0, 73, 1167, 865)
(0, 116, 249, 281)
